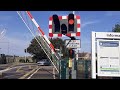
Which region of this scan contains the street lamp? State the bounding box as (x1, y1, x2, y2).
(25, 48, 27, 62)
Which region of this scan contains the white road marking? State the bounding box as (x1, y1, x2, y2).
(27, 67, 41, 79)
(0, 65, 35, 73)
(19, 66, 38, 79)
(16, 66, 23, 72)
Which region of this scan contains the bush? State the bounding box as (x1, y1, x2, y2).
(26, 59, 29, 63)
(19, 59, 25, 63)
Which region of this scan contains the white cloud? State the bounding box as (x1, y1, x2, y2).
(81, 20, 100, 28)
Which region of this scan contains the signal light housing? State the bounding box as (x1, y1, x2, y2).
(68, 13, 74, 32)
(49, 14, 81, 37)
(69, 49, 75, 59)
(52, 14, 60, 33)
(61, 24, 67, 35)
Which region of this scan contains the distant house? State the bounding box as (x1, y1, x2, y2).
(0, 54, 18, 64)
(15, 56, 33, 63)
(0, 54, 33, 64)
(78, 52, 91, 60)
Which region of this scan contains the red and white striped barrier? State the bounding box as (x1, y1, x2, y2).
(26, 11, 55, 54)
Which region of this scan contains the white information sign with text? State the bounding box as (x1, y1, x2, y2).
(65, 39, 80, 48)
(92, 32, 120, 79)
(97, 39, 120, 77)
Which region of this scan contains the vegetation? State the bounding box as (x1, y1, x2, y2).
(112, 24, 120, 32)
(26, 36, 68, 62)
(19, 59, 25, 63)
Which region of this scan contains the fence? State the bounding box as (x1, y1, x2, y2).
(76, 59, 117, 79)
(77, 59, 91, 79)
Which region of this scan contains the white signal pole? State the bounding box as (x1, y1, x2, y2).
(73, 11, 75, 14)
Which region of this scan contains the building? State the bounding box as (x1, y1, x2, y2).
(78, 52, 91, 60)
(15, 56, 33, 63)
(0, 54, 33, 64)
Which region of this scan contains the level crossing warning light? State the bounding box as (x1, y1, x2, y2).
(49, 13, 81, 37)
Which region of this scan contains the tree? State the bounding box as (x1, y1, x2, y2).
(49, 38, 69, 58)
(26, 36, 68, 62)
(112, 24, 120, 32)
(26, 36, 47, 62)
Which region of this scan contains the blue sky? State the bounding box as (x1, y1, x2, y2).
(0, 11, 120, 56)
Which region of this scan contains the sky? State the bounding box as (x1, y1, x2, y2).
(0, 11, 120, 56)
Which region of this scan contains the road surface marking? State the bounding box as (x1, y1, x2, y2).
(6, 63, 18, 69)
(0, 66, 29, 73)
(29, 65, 32, 69)
(0, 63, 37, 73)
(27, 67, 41, 79)
(3, 73, 24, 78)
(16, 66, 22, 72)
(19, 66, 38, 79)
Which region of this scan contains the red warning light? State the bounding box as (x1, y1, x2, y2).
(69, 19, 74, 25)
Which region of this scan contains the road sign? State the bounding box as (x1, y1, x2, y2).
(65, 39, 80, 48)
(58, 53, 63, 56)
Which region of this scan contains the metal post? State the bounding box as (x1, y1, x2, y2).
(60, 60, 66, 79)
(76, 50, 78, 61)
(84, 60, 89, 79)
(8, 42, 9, 56)
(69, 68, 72, 79)
(25, 49, 27, 62)
(53, 67, 56, 79)
(67, 37, 77, 79)
(75, 49, 78, 77)
(7, 42, 9, 63)
(60, 46, 62, 58)
(91, 31, 96, 79)
(59, 60, 61, 79)
(0, 72, 2, 78)
(72, 58, 77, 79)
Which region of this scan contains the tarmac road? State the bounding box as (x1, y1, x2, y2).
(0, 63, 58, 79)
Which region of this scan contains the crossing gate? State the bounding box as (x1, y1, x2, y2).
(17, 11, 61, 73)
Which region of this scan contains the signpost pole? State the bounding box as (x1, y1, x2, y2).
(91, 31, 96, 79)
(65, 37, 80, 79)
